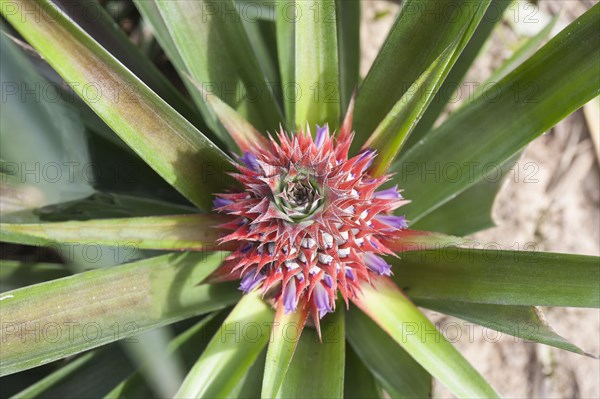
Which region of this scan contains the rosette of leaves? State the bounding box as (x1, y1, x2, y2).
(0, 0, 598, 398)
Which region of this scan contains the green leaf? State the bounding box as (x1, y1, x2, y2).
(83, 131, 191, 204)
(32, 192, 198, 222)
(0, 252, 240, 376)
(155, 0, 283, 134)
(381, 229, 467, 253)
(405, 0, 512, 149)
(10, 351, 95, 399)
(1, 214, 226, 251)
(335, 0, 360, 115)
(353, 277, 499, 398)
(175, 291, 273, 398)
(346, 305, 431, 398)
(277, 307, 345, 399)
(294, 0, 341, 128)
(1, 0, 234, 210)
(0, 261, 69, 291)
(417, 300, 596, 357)
(11, 347, 134, 399)
(190, 81, 269, 153)
(0, 33, 93, 206)
(132, 1, 186, 73)
(362, 52, 446, 176)
(352, 0, 491, 153)
(235, 0, 276, 21)
(364, 2, 489, 175)
(481, 13, 559, 90)
(105, 311, 227, 399)
(410, 179, 501, 236)
(261, 303, 309, 398)
(121, 327, 184, 398)
(393, 249, 600, 308)
(344, 345, 382, 399)
(230, 348, 267, 399)
(275, 0, 295, 128)
(239, 18, 280, 93)
(391, 4, 600, 221)
(54, 0, 208, 133)
(134, 0, 223, 142)
(410, 154, 519, 236)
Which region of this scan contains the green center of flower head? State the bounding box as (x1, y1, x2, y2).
(274, 172, 324, 221)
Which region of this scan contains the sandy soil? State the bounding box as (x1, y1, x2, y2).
(360, 1, 600, 397)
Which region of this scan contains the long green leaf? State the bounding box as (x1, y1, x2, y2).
(1, 214, 225, 251)
(409, 178, 502, 236)
(481, 14, 558, 90)
(1, 0, 234, 210)
(277, 308, 345, 398)
(416, 300, 595, 357)
(0, 32, 93, 207)
(364, 2, 489, 175)
(405, 0, 512, 149)
(352, 0, 491, 152)
(275, 0, 295, 128)
(294, 0, 340, 128)
(11, 347, 134, 399)
(346, 306, 431, 398)
(32, 192, 197, 222)
(335, 0, 360, 116)
(191, 81, 269, 153)
(133, 0, 227, 145)
(155, 0, 282, 134)
(10, 351, 96, 399)
(381, 229, 466, 253)
(230, 347, 267, 399)
(392, 4, 600, 221)
(132, 1, 186, 72)
(105, 311, 227, 399)
(53, 0, 208, 133)
(0, 261, 69, 291)
(239, 18, 280, 95)
(410, 154, 519, 236)
(175, 291, 273, 398)
(353, 277, 499, 398)
(393, 249, 600, 307)
(121, 327, 184, 398)
(261, 303, 309, 398)
(344, 346, 382, 399)
(0, 252, 240, 376)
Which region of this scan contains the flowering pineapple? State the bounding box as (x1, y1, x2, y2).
(214, 118, 411, 328)
(1, 0, 598, 398)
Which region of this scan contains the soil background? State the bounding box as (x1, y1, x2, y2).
(360, 1, 600, 397)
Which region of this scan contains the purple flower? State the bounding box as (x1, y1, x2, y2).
(323, 274, 333, 288)
(239, 151, 259, 171)
(358, 149, 376, 171)
(313, 282, 333, 318)
(239, 269, 266, 293)
(213, 197, 233, 208)
(375, 214, 408, 230)
(373, 186, 402, 200)
(315, 125, 328, 148)
(283, 278, 299, 313)
(363, 253, 392, 276)
(345, 267, 356, 281)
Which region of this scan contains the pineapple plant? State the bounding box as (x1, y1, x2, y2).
(0, 0, 598, 397)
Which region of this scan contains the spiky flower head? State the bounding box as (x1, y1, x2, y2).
(214, 123, 408, 327)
